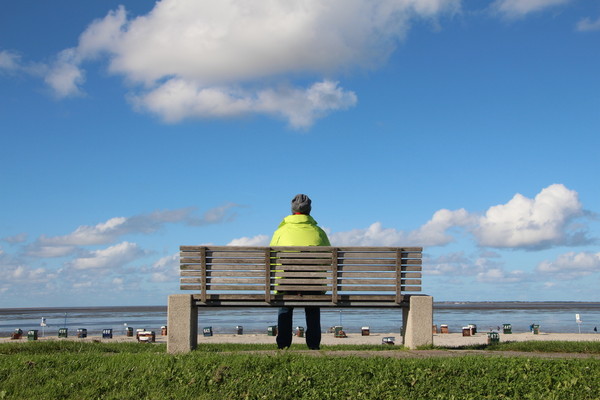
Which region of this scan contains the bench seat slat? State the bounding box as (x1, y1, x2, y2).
(182, 278, 265, 285)
(273, 271, 330, 278)
(338, 259, 422, 265)
(208, 258, 266, 264)
(207, 264, 267, 270)
(271, 278, 332, 284)
(207, 251, 266, 257)
(203, 285, 268, 291)
(338, 259, 396, 266)
(181, 265, 268, 272)
(270, 265, 331, 271)
(336, 286, 395, 291)
(180, 267, 422, 278)
(207, 278, 266, 284)
(181, 252, 265, 258)
(338, 286, 420, 291)
(337, 278, 398, 285)
(278, 259, 332, 265)
(181, 271, 264, 278)
(338, 252, 422, 259)
(190, 294, 404, 301)
(272, 252, 333, 258)
(336, 265, 395, 271)
(180, 258, 264, 264)
(182, 278, 265, 284)
(337, 272, 395, 278)
(206, 271, 264, 277)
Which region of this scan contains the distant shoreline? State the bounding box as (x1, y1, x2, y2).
(2, 301, 600, 313)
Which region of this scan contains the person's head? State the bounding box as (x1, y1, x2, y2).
(291, 194, 312, 215)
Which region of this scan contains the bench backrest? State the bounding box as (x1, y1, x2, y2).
(179, 246, 422, 306)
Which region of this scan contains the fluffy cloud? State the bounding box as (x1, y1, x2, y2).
(133, 79, 357, 128)
(476, 268, 527, 283)
(1, 265, 48, 281)
(0, 50, 46, 77)
(326, 184, 591, 250)
(330, 214, 472, 246)
(227, 234, 270, 246)
(43, 0, 460, 127)
(576, 16, 600, 32)
(424, 252, 475, 276)
(44, 48, 85, 97)
(409, 208, 475, 245)
(474, 184, 587, 249)
(2, 233, 28, 244)
(34, 204, 239, 248)
(70, 241, 144, 270)
(150, 253, 179, 283)
(491, 0, 571, 18)
(329, 209, 473, 247)
(331, 222, 410, 246)
(0, 50, 21, 72)
(536, 251, 600, 278)
(425, 251, 528, 283)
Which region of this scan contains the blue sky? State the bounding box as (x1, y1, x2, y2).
(1, 0, 599, 308)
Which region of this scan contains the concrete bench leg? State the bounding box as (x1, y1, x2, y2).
(167, 294, 198, 354)
(402, 295, 433, 349)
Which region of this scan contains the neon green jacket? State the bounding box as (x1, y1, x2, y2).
(270, 214, 330, 246)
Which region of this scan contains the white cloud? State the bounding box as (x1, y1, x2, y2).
(476, 268, 526, 283)
(2, 233, 28, 244)
(328, 185, 590, 249)
(409, 208, 475, 245)
(0, 50, 21, 72)
(536, 251, 600, 279)
(34, 204, 239, 249)
(44, 0, 460, 127)
(135, 79, 357, 128)
(330, 209, 473, 247)
(71, 241, 144, 270)
(26, 245, 77, 258)
(331, 222, 410, 246)
(192, 202, 240, 225)
(576, 16, 600, 32)
(424, 252, 474, 276)
(491, 0, 571, 18)
(227, 234, 270, 246)
(150, 253, 179, 282)
(474, 184, 586, 249)
(0, 50, 46, 77)
(0, 264, 53, 283)
(44, 48, 86, 97)
(426, 251, 528, 284)
(39, 217, 128, 247)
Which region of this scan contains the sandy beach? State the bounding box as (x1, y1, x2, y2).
(3, 331, 599, 347)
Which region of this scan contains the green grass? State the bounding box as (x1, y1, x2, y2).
(1, 341, 599, 399)
(438, 340, 600, 354)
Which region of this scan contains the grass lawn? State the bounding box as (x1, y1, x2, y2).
(1, 341, 599, 399)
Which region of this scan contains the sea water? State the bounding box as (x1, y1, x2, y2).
(1, 302, 599, 337)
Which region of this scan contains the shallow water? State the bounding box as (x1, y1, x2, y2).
(1, 302, 598, 336)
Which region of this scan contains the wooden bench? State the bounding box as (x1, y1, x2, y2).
(167, 246, 433, 353)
